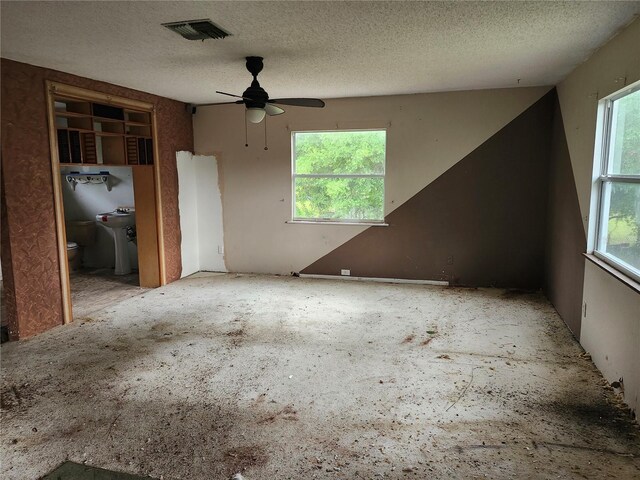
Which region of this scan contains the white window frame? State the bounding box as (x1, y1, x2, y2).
(291, 129, 387, 224)
(592, 81, 640, 284)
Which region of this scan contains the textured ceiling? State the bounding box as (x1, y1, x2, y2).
(1, 1, 639, 104)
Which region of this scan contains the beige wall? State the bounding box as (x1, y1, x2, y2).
(582, 261, 639, 414)
(193, 87, 548, 274)
(557, 19, 640, 413)
(557, 19, 640, 235)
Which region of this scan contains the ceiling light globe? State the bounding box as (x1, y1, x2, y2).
(246, 108, 266, 123)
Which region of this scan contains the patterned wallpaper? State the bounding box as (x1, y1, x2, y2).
(0, 58, 194, 339)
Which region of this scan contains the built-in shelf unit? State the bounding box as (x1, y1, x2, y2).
(54, 99, 154, 166)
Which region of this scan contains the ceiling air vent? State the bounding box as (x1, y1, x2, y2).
(162, 19, 230, 41)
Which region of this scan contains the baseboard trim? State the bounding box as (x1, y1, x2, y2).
(299, 273, 449, 286)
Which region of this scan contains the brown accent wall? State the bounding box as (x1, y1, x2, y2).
(302, 91, 554, 288)
(543, 96, 586, 338)
(0, 59, 193, 339)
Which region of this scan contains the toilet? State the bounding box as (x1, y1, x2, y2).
(65, 221, 97, 272)
(66, 241, 79, 266)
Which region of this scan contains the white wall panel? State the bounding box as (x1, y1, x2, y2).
(177, 152, 226, 277)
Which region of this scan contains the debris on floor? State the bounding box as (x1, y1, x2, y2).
(1, 274, 638, 479)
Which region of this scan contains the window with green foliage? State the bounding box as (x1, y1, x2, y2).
(594, 83, 640, 282)
(292, 130, 386, 223)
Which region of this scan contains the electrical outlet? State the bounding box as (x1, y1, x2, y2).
(218, 245, 224, 255)
(341, 269, 351, 276)
(447, 255, 454, 265)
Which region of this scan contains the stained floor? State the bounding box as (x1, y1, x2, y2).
(1, 273, 638, 479)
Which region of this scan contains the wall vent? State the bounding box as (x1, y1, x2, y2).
(162, 19, 230, 40)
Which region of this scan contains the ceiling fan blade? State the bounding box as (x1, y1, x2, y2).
(264, 104, 285, 116)
(216, 90, 245, 99)
(193, 100, 244, 107)
(268, 98, 325, 108)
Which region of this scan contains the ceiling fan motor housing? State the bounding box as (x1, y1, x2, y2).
(242, 81, 268, 108)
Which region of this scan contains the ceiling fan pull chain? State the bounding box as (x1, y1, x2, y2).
(264, 117, 268, 150)
(244, 109, 249, 147)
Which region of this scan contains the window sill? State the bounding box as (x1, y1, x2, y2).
(583, 253, 640, 294)
(286, 220, 389, 227)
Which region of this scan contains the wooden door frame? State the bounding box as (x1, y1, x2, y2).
(45, 81, 166, 324)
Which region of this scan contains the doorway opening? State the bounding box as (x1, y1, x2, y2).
(61, 165, 147, 319)
(46, 82, 165, 324)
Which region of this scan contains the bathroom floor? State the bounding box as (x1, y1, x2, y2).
(70, 268, 147, 320)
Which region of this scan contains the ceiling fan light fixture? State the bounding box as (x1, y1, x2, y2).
(246, 107, 266, 123)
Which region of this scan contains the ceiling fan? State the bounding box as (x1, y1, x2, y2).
(214, 56, 325, 123)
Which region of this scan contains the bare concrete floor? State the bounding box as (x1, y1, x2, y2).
(1, 274, 638, 479)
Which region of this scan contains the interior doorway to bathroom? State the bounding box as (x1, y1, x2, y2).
(46, 82, 164, 324)
(60, 165, 148, 319)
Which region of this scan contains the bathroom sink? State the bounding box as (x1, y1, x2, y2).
(95, 210, 135, 229)
(95, 210, 136, 275)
